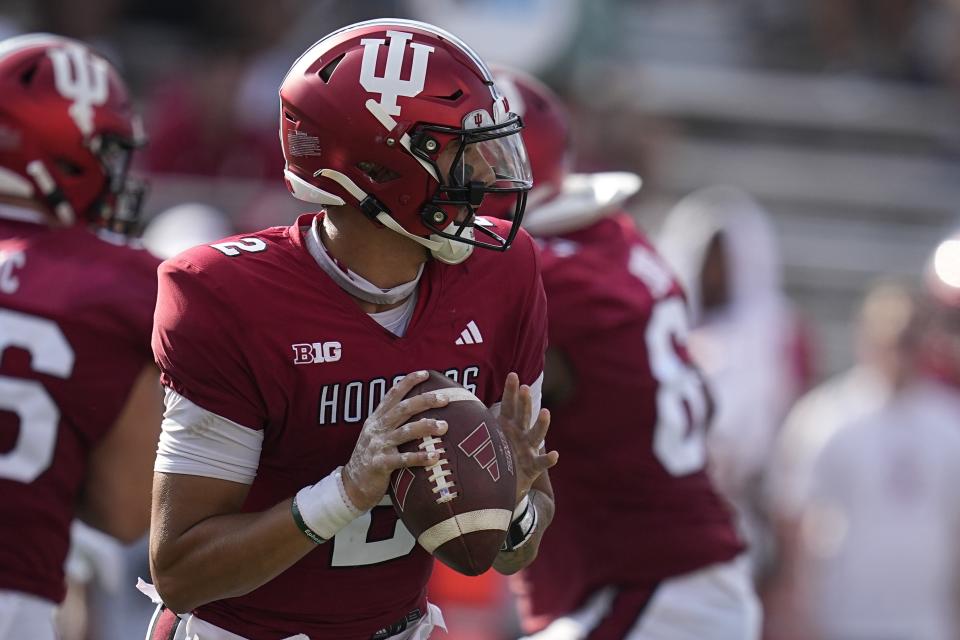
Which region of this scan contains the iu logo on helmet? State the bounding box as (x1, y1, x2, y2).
(48, 44, 109, 137)
(359, 30, 434, 117)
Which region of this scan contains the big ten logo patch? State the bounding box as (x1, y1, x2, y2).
(292, 341, 342, 364)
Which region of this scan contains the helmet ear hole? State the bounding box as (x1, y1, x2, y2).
(356, 161, 400, 184)
(54, 158, 84, 177)
(20, 62, 39, 87)
(318, 54, 344, 83)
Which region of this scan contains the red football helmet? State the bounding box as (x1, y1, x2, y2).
(489, 65, 572, 208)
(279, 19, 532, 264)
(491, 65, 642, 236)
(0, 34, 146, 231)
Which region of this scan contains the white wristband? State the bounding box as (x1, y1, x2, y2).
(293, 467, 363, 542)
(502, 493, 538, 552)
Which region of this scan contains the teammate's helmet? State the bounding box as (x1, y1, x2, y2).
(0, 34, 146, 231)
(279, 19, 532, 264)
(490, 65, 572, 209)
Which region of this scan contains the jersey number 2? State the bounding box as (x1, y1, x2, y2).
(0, 309, 74, 482)
(331, 496, 416, 566)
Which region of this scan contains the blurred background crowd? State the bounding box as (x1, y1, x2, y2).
(4, 0, 960, 638)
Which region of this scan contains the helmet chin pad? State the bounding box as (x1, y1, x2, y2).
(429, 224, 474, 264)
(375, 212, 474, 264)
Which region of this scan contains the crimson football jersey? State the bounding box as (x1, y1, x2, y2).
(0, 218, 159, 604)
(515, 213, 742, 632)
(151, 213, 547, 639)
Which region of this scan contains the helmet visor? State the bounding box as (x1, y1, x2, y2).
(444, 119, 532, 191)
(413, 112, 531, 252)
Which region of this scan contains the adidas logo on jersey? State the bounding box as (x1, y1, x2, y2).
(455, 321, 483, 345)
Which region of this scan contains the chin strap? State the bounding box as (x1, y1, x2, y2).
(25, 160, 75, 225)
(374, 212, 474, 265)
(288, 166, 474, 265)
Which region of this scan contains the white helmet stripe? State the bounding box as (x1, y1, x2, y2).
(284, 18, 493, 87)
(0, 33, 76, 60)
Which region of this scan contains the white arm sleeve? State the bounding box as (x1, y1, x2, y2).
(154, 388, 264, 484)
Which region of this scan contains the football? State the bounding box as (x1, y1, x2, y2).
(388, 370, 517, 576)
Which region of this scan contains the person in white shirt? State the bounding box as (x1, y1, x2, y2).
(771, 281, 960, 639)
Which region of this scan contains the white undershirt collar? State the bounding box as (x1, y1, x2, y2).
(305, 216, 423, 306)
(369, 292, 418, 337)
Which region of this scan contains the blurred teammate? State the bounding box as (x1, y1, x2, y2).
(0, 34, 161, 639)
(493, 67, 759, 640)
(146, 20, 556, 639)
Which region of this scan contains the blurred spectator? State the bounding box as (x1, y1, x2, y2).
(658, 185, 813, 577)
(777, 282, 960, 639)
(139, 43, 281, 180)
(749, 0, 960, 82)
(764, 280, 918, 637)
(30, 0, 123, 43)
(811, 0, 922, 77)
(771, 282, 919, 526)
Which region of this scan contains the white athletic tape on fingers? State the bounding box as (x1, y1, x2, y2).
(431, 387, 484, 405)
(417, 509, 512, 553)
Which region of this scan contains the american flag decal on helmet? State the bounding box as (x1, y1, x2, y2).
(287, 130, 322, 157)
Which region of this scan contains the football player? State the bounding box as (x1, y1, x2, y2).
(146, 20, 556, 639)
(0, 34, 161, 639)
(492, 67, 761, 639)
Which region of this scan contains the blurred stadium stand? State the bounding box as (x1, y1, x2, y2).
(3, 0, 956, 378)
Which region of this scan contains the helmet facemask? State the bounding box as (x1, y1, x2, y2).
(411, 111, 531, 253)
(87, 132, 146, 234)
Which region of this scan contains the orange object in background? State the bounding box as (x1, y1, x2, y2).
(428, 563, 519, 639)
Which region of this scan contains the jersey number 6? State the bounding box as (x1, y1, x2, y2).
(0, 309, 74, 482)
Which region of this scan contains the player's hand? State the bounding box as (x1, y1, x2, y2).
(499, 372, 559, 504)
(341, 370, 450, 513)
